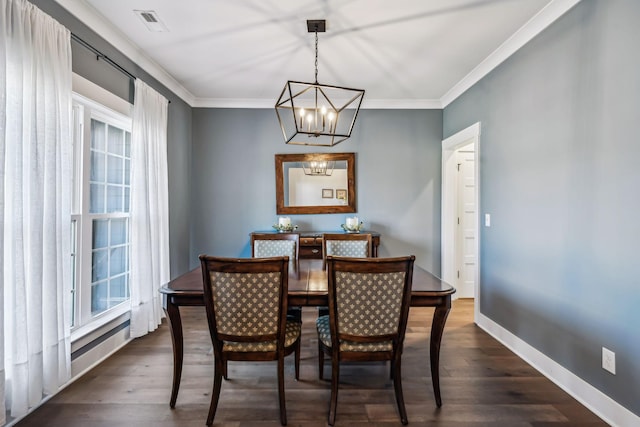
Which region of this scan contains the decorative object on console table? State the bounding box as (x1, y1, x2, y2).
(341, 216, 364, 233)
(273, 216, 298, 232)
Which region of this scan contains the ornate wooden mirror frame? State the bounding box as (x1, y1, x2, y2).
(275, 152, 356, 214)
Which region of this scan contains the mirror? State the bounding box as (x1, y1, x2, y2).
(275, 152, 356, 214)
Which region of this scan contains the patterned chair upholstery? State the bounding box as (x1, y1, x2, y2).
(325, 240, 369, 258)
(254, 239, 296, 259)
(316, 255, 415, 426)
(200, 255, 301, 426)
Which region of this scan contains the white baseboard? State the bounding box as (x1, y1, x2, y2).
(476, 312, 638, 427)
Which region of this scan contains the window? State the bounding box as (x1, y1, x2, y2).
(72, 93, 132, 329)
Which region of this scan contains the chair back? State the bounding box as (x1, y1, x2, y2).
(251, 233, 299, 276)
(326, 255, 415, 351)
(199, 255, 289, 353)
(322, 233, 372, 268)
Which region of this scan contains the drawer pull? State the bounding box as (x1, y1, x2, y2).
(311, 249, 319, 254)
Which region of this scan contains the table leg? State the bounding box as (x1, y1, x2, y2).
(430, 305, 451, 407)
(165, 298, 184, 408)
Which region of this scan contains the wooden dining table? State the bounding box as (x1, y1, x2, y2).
(159, 258, 456, 409)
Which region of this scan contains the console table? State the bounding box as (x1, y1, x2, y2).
(250, 231, 380, 259)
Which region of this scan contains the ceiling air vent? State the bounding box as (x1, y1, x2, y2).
(134, 10, 169, 32)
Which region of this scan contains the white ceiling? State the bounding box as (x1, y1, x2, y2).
(55, 0, 581, 108)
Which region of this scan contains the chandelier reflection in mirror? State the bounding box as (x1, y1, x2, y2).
(275, 20, 365, 147)
(303, 160, 334, 176)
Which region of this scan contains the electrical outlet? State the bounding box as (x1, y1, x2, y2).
(602, 347, 616, 374)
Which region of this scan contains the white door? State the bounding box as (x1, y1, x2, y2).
(456, 147, 476, 298)
(441, 122, 480, 315)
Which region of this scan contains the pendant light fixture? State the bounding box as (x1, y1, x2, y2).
(275, 20, 365, 146)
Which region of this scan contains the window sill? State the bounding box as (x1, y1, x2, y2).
(71, 302, 131, 345)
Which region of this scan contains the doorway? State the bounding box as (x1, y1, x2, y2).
(441, 123, 480, 318)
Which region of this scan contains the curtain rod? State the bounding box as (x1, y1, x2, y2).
(71, 33, 171, 103)
(71, 33, 136, 81)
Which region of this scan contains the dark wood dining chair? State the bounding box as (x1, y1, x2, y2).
(316, 255, 415, 425)
(199, 255, 301, 426)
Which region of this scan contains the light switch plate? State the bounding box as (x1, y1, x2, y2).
(485, 213, 491, 227)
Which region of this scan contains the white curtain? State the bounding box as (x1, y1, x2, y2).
(1, 0, 73, 422)
(129, 79, 170, 338)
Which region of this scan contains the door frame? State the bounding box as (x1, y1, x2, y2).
(441, 122, 480, 320)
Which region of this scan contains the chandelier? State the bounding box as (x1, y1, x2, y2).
(275, 20, 365, 147)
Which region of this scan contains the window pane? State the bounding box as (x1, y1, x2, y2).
(110, 218, 127, 246)
(92, 249, 108, 282)
(93, 219, 108, 249)
(91, 281, 108, 314)
(109, 275, 128, 301)
(90, 183, 105, 213)
(124, 187, 130, 213)
(107, 154, 123, 184)
(108, 126, 124, 155)
(90, 151, 105, 182)
(125, 132, 131, 157)
(124, 159, 130, 185)
(110, 246, 127, 276)
(91, 119, 105, 151)
(107, 185, 123, 213)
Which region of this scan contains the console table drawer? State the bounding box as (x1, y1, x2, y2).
(299, 246, 323, 259)
(300, 237, 319, 246)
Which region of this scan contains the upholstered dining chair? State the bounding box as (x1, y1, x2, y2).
(316, 255, 415, 426)
(199, 255, 301, 426)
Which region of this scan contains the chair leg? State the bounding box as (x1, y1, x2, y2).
(222, 360, 228, 380)
(206, 361, 224, 426)
(328, 355, 340, 426)
(294, 338, 301, 381)
(277, 356, 287, 425)
(392, 357, 408, 425)
(318, 342, 324, 380)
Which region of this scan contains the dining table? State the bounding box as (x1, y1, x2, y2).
(159, 258, 456, 409)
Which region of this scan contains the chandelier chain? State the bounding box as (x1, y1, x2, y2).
(314, 30, 318, 83)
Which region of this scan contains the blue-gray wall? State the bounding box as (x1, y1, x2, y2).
(191, 109, 443, 272)
(30, 0, 193, 279)
(444, 0, 639, 415)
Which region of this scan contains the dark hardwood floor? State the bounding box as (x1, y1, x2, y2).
(16, 299, 608, 426)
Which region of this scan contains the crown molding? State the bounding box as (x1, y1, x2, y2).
(191, 97, 443, 109)
(55, 0, 195, 106)
(440, 0, 582, 108)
